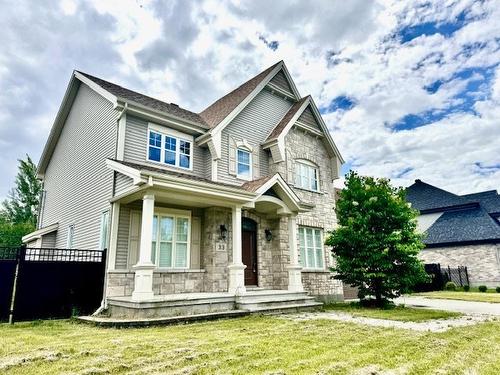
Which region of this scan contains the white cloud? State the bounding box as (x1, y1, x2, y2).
(0, 0, 498, 201)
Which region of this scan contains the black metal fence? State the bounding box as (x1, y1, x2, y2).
(413, 263, 469, 292)
(0, 246, 106, 323)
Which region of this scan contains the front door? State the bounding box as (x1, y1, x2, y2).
(242, 218, 258, 286)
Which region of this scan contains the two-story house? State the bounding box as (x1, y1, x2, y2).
(23, 61, 345, 320)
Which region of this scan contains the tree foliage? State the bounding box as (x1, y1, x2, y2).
(2, 155, 41, 226)
(325, 171, 428, 306)
(0, 155, 41, 246)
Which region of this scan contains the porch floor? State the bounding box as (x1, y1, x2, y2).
(83, 289, 323, 326)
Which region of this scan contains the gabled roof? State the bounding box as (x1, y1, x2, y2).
(77, 71, 208, 127)
(424, 207, 500, 246)
(266, 96, 309, 140)
(199, 62, 281, 128)
(406, 179, 472, 212)
(405, 180, 500, 246)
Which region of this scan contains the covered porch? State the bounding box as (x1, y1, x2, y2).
(104, 160, 315, 318)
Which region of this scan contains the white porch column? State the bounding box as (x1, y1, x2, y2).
(227, 205, 246, 295)
(286, 215, 304, 292)
(131, 193, 156, 301)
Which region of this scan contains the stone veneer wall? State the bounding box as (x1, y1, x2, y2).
(419, 243, 500, 287)
(106, 270, 206, 297)
(269, 126, 343, 299)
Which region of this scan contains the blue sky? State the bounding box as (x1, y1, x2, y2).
(0, 0, 499, 200)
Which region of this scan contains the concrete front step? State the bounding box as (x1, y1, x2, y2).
(77, 309, 250, 328)
(236, 290, 321, 312)
(245, 302, 323, 314)
(237, 297, 317, 310)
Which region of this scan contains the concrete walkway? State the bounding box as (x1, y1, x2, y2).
(394, 296, 500, 316)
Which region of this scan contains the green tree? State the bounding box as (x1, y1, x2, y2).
(325, 171, 428, 307)
(0, 155, 41, 246)
(2, 155, 41, 226)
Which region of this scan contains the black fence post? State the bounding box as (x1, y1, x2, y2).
(465, 266, 470, 285)
(458, 267, 463, 286)
(8, 245, 26, 324)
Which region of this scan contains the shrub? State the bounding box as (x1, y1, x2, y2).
(478, 285, 487, 292)
(463, 285, 470, 292)
(496, 286, 500, 293)
(445, 281, 456, 291)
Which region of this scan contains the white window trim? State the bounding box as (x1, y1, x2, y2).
(236, 147, 252, 181)
(152, 207, 191, 270)
(146, 124, 194, 171)
(295, 159, 319, 192)
(299, 226, 325, 270)
(99, 210, 110, 250)
(66, 224, 75, 249)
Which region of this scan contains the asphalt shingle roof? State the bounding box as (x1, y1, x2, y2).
(266, 97, 309, 141)
(78, 71, 209, 127)
(405, 179, 471, 212)
(405, 180, 500, 246)
(199, 62, 281, 128)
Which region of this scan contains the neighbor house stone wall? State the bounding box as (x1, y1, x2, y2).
(269, 126, 343, 299)
(419, 243, 500, 287)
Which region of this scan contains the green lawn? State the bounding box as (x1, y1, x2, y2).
(323, 303, 461, 321)
(1, 317, 499, 374)
(415, 291, 500, 303)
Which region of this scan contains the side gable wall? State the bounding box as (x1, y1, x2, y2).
(41, 83, 117, 248)
(218, 89, 293, 185)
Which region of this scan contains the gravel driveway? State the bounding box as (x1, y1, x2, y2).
(394, 296, 500, 316)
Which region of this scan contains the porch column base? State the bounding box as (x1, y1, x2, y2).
(287, 265, 304, 292)
(131, 263, 155, 301)
(227, 263, 247, 295)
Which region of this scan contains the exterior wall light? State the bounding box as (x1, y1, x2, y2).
(220, 224, 228, 241)
(265, 229, 273, 242)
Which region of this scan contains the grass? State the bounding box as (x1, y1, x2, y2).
(1, 316, 499, 374)
(323, 303, 461, 321)
(414, 291, 500, 303)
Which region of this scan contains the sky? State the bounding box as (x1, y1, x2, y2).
(0, 0, 499, 201)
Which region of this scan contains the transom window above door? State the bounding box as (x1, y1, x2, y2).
(151, 211, 191, 269)
(237, 148, 252, 180)
(147, 126, 193, 170)
(295, 160, 319, 192)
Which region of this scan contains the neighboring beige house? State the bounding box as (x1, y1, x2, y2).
(23, 61, 345, 319)
(406, 180, 500, 287)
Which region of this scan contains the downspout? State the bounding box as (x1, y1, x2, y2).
(94, 104, 128, 316)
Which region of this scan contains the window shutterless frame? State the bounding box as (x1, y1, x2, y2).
(298, 226, 324, 270)
(295, 160, 319, 192)
(146, 125, 194, 171)
(150, 208, 191, 269)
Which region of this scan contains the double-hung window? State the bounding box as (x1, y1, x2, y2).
(237, 148, 251, 180)
(151, 210, 190, 269)
(298, 226, 324, 269)
(295, 161, 319, 191)
(147, 126, 192, 170)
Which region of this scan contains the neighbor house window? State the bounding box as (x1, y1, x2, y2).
(298, 227, 324, 269)
(99, 210, 110, 250)
(151, 211, 190, 268)
(147, 128, 192, 169)
(237, 148, 251, 179)
(67, 225, 75, 249)
(295, 161, 319, 191)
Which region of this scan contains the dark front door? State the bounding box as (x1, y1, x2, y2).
(242, 218, 258, 286)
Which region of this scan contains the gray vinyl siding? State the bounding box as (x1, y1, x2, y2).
(219, 89, 292, 185)
(298, 107, 321, 130)
(115, 172, 134, 195)
(115, 204, 131, 269)
(41, 83, 117, 249)
(41, 232, 57, 248)
(123, 115, 208, 178)
(269, 71, 294, 95)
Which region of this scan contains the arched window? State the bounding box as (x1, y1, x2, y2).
(295, 159, 319, 191)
